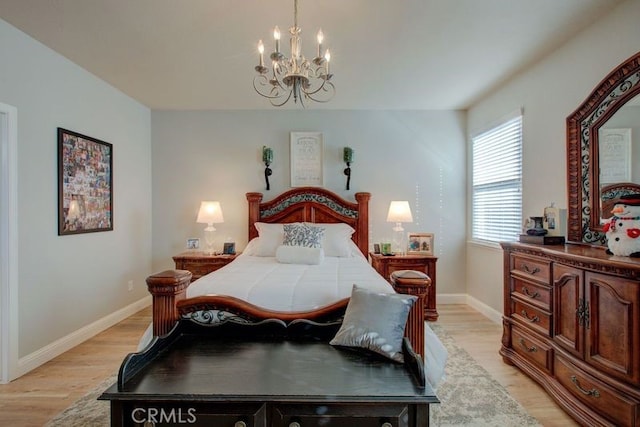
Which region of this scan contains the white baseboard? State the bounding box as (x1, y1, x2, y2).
(464, 295, 503, 324)
(436, 293, 468, 305)
(437, 293, 502, 324)
(16, 296, 151, 378)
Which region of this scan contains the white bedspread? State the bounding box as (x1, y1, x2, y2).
(139, 249, 448, 388)
(186, 252, 394, 311)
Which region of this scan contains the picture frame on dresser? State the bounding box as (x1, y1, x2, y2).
(186, 238, 200, 250)
(408, 232, 434, 255)
(223, 242, 236, 255)
(57, 127, 113, 236)
(290, 131, 324, 187)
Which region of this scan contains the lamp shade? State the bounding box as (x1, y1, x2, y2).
(386, 201, 413, 223)
(196, 201, 224, 224)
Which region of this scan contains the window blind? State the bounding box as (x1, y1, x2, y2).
(472, 115, 523, 243)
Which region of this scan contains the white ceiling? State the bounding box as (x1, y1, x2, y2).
(0, 0, 625, 110)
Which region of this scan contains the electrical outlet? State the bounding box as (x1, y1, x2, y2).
(127, 280, 134, 291)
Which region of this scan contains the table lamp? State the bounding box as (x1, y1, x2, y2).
(386, 201, 413, 254)
(196, 201, 224, 254)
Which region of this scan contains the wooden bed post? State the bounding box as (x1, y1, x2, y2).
(246, 192, 263, 241)
(354, 192, 370, 256)
(146, 270, 192, 336)
(390, 274, 430, 360)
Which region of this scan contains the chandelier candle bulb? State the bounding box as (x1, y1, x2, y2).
(317, 29, 324, 57)
(325, 49, 331, 74)
(274, 26, 281, 53)
(258, 40, 264, 67)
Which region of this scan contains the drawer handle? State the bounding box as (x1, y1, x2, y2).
(570, 375, 600, 398)
(234, 422, 247, 427)
(522, 286, 540, 299)
(289, 422, 301, 427)
(520, 310, 540, 323)
(521, 264, 540, 275)
(381, 423, 393, 427)
(518, 338, 537, 352)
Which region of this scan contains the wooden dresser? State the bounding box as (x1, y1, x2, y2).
(501, 242, 640, 426)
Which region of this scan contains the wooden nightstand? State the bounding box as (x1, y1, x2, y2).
(370, 253, 439, 321)
(172, 252, 239, 282)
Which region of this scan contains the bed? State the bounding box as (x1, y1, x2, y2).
(144, 187, 447, 387)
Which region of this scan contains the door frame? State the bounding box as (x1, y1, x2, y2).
(0, 102, 18, 383)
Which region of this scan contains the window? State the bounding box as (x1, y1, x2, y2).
(472, 114, 522, 243)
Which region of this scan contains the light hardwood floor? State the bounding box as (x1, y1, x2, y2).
(0, 304, 578, 426)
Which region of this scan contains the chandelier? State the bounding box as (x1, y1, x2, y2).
(253, 0, 335, 107)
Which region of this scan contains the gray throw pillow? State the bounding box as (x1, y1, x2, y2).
(330, 285, 417, 362)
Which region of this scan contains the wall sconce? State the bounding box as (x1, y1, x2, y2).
(263, 146, 273, 190)
(343, 147, 354, 190)
(196, 201, 224, 254)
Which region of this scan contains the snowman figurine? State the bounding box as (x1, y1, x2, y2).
(603, 194, 640, 257)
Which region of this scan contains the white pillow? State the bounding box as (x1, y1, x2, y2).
(242, 237, 260, 256)
(251, 222, 286, 256)
(275, 245, 325, 265)
(251, 222, 354, 257)
(307, 223, 355, 257)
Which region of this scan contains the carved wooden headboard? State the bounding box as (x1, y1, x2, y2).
(246, 187, 371, 256)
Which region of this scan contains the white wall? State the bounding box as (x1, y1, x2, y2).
(0, 19, 152, 363)
(466, 0, 640, 313)
(151, 110, 467, 296)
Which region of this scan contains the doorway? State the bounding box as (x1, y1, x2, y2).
(0, 102, 18, 383)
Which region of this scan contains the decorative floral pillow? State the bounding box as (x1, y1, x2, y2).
(283, 223, 325, 248)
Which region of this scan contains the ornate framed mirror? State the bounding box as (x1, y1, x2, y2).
(567, 51, 640, 244)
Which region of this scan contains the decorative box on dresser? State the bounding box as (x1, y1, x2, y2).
(370, 253, 438, 321)
(500, 242, 640, 427)
(173, 252, 239, 282)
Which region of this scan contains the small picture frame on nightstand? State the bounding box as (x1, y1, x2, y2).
(186, 238, 200, 250)
(223, 242, 236, 255)
(407, 232, 434, 255)
(380, 242, 392, 255)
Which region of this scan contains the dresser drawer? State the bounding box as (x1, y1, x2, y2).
(510, 254, 551, 285)
(272, 403, 414, 427)
(511, 278, 551, 310)
(555, 355, 640, 427)
(175, 259, 226, 280)
(511, 325, 553, 374)
(511, 299, 552, 337)
(173, 253, 238, 282)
